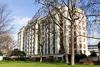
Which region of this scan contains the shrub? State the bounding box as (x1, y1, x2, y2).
(90, 51, 97, 57)
(10, 49, 26, 56)
(9, 49, 26, 61)
(20, 51, 26, 56)
(3, 57, 11, 60)
(75, 54, 81, 63)
(80, 54, 87, 59)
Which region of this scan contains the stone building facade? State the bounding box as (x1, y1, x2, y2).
(18, 6, 88, 56)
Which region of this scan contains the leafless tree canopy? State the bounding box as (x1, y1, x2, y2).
(34, 0, 100, 65)
(0, 35, 13, 48)
(0, 4, 12, 35)
(0, 3, 14, 55)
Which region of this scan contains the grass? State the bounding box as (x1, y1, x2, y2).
(0, 61, 100, 67)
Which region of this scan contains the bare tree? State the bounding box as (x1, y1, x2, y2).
(0, 4, 11, 35)
(38, 21, 44, 62)
(0, 34, 15, 55)
(34, 0, 100, 65)
(34, 0, 82, 65)
(0, 3, 13, 55)
(36, 17, 52, 62)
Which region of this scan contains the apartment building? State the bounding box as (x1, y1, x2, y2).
(18, 27, 25, 51)
(18, 6, 88, 56)
(19, 21, 39, 55)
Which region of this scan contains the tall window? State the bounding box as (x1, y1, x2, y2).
(83, 44, 85, 49)
(80, 44, 82, 48)
(74, 43, 77, 48)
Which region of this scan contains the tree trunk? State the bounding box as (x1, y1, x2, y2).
(65, 53, 68, 64)
(40, 55, 42, 62)
(63, 20, 69, 64)
(71, 23, 75, 65)
(68, 0, 75, 65)
(40, 46, 42, 62)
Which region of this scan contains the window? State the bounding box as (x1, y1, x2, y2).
(74, 25, 76, 29)
(80, 44, 82, 48)
(69, 43, 71, 48)
(74, 44, 77, 48)
(74, 31, 76, 35)
(79, 37, 81, 42)
(75, 50, 77, 54)
(78, 26, 81, 29)
(83, 38, 85, 42)
(74, 37, 77, 42)
(83, 27, 86, 30)
(69, 31, 71, 35)
(83, 32, 85, 36)
(53, 46, 55, 54)
(79, 32, 81, 35)
(84, 44, 85, 49)
(69, 37, 71, 42)
(80, 50, 82, 54)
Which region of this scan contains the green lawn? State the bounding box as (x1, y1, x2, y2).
(0, 61, 100, 67)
